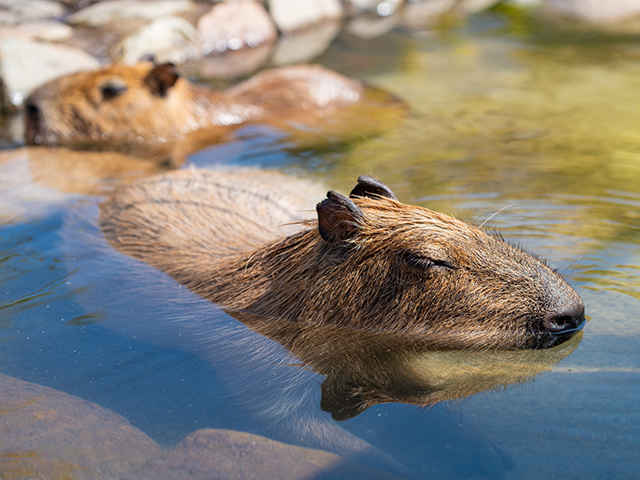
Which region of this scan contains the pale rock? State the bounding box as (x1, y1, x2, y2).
(113, 16, 200, 64)
(0, 0, 65, 24)
(268, 0, 343, 33)
(271, 20, 341, 65)
(0, 21, 73, 41)
(345, 0, 404, 17)
(0, 37, 99, 108)
(198, 0, 276, 55)
(68, 0, 197, 27)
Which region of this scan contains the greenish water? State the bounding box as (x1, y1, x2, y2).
(1, 10, 639, 479)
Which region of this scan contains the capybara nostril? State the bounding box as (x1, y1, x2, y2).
(544, 302, 585, 334)
(24, 101, 42, 144)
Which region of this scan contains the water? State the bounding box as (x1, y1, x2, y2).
(1, 10, 639, 479)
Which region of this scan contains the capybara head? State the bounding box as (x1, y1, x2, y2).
(24, 62, 190, 150)
(228, 176, 585, 350)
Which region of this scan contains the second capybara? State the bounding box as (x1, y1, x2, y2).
(24, 62, 406, 160)
(100, 170, 585, 350)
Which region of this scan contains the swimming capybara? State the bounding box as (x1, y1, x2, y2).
(99, 170, 585, 350)
(23, 62, 405, 161)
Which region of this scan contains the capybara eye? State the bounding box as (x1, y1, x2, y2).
(100, 81, 128, 101)
(402, 251, 455, 271)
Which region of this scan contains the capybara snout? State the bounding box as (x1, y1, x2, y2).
(100, 171, 585, 350)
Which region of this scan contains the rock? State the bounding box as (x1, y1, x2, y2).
(543, 0, 640, 23)
(268, 0, 343, 33)
(68, 0, 197, 27)
(0, 373, 161, 479)
(346, 12, 400, 38)
(0, 373, 396, 479)
(113, 16, 200, 64)
(0, 21, 73, 41)
(198, 0, 276, 56)
(0, 37, 99, 108)
(345, 0, 404, 17)
(185, 44, 274, 79)
(271, 20, 341, 65)
(0, 0, 65, 24)
(133, 429, 397, 480)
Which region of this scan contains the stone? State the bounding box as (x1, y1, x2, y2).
(68, 0, 197, 27)
(346, 12, 400, 38)
(0, 373, 161, 479)
(0, 0, 65, 24)
(543, 0, 640, 23)
(113, 16, 201, 64)
(198, 0, 276, 55)
(185, 44, 274, 79)
(133, 429, 397, 480)
(0, 21, 73, 41)
(0, 373, 396, 479)
(268, 0, 343, 33)
(271, 20, 341, 65)
(0, 37, 99, 108)
(345, 0, 404, 17)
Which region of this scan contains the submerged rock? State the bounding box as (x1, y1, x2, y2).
(198, 0, 277, 55)
(0, 0, 65, 24)
(0, 373, 160, 479)
(268, 0, 343, 33)
(345, 0, 404, 17)
(0, 37, 99, 108)
(0, 373, 394, 479)
(113, 16, 200, 64)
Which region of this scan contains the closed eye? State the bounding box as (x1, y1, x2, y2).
(402, 251, 456, 270)
(100, 81, 128, 101)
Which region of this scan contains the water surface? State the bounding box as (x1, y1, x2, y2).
(1, 10, 639, 479)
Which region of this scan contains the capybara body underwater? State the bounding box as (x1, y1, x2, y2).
(100, 170, 585, 350)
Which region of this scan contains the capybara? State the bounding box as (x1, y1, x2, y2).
(23, 62, 405, 160)
(100, 170, 585, 350)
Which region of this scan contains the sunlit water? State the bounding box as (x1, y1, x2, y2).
(1, 11, 639, 479)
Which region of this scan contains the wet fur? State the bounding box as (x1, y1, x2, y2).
(100, 169, 583, 350)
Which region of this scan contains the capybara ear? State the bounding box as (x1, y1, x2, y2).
(316, 191, 364, 243)
(349, 175, 397, 200)
(143, 62, 180, 97)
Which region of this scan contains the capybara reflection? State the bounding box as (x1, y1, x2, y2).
(24, 62, 405, 158)
(100, 171, 585, 350)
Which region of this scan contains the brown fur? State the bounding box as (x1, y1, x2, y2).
(24, 62, 405, 161)
(100, 169, 585, 352)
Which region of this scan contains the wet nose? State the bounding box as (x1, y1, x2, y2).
(543, 302, 585, 334)
(24, 100, 42, 144)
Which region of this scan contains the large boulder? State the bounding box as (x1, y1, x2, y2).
(0, 37, 99, 108)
